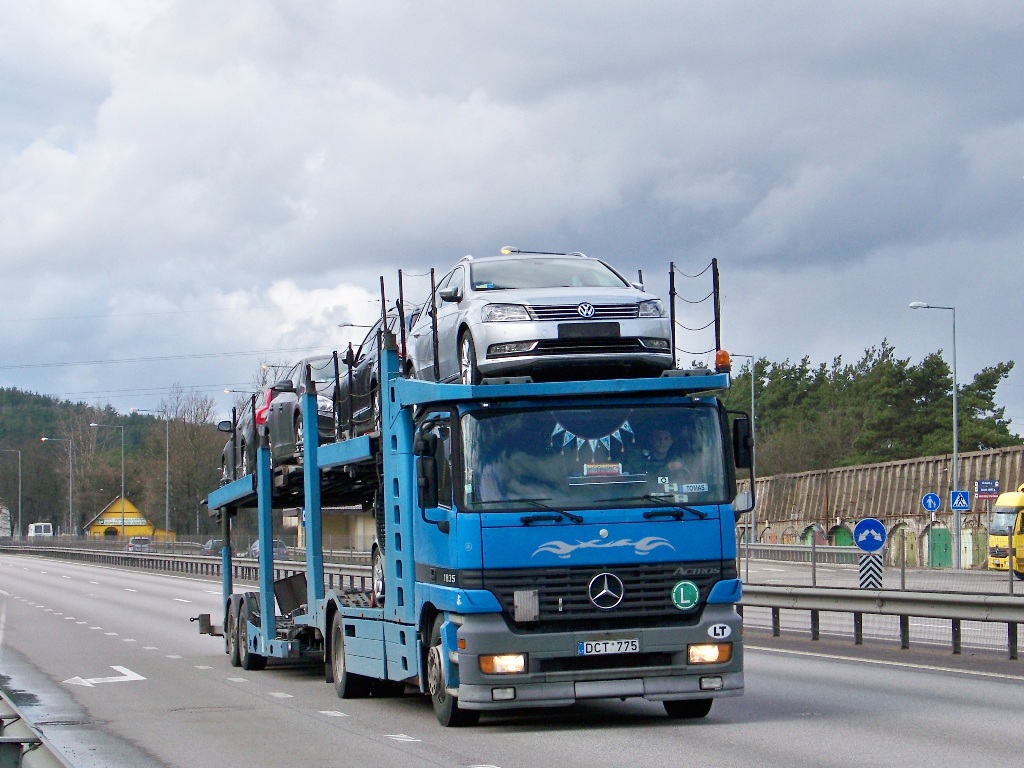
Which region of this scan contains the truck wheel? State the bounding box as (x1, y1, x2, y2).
(238, 600, 267, 671)
(458, 332, 481, 385)
(226, 596, 241, 667)
(663, 698, 713, 719)
(1014, 569, 1024, 581)
(370, 544, 386, 607)
(427, 615, 479, 727)
(331, 612, 369, 698)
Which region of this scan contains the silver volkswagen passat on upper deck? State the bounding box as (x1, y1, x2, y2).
(407, 252, 673, 383)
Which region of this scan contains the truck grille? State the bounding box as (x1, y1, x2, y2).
(527, 303, 639, 321)
(462, 560, 731, 629)
(989, 546, 1008, 558)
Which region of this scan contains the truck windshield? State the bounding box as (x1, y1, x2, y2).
(990, 507, 1022, 535)
(459, 403, 728, 512)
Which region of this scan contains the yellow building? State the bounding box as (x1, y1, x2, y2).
(84, 497, 167, 540)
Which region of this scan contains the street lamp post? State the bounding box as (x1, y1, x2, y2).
(91, 423, 126, 540)
(133, 409, 170, 542)
(732, 354, 757, 583)
(0, 449, 21, 538)
(40, 438, 73, 534)
(909, 301, 960, 569)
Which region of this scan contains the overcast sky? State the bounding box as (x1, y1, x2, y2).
(2, 2, 1022, 436)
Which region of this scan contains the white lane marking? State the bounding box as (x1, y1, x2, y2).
(123, 639, 137, 643)
(104, 632, 118, 636)
(0, 589, 9, 596)
(386, 734, 421, 743)
(747, 645, 1024, 681)
(195, 665, 213, 670)
(204, 590, 221, 595)
(124, 588, 138, 592)
(76, 621, 87, 625)
(173, 598, 192, 603)
(166, 655, 182, 659)
(63, 666, 146, 687)
(143, 646, 158, 650)
(268, 692, 293, 699)
(54, 612, 64, 616)
(61, 576, 70, 579)
(227, 677, 248, 683)
(90, 581, 99, 585)
(319, 711, 348, 717)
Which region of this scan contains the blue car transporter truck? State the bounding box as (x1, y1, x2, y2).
(200, 327, 753, 726)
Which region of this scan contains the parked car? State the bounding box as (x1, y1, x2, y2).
(247, 539, 289, 560)
(406, 252, 673, 384)
(125, 536, 155, 553)
(264, 355, 339, 465)
(335, 305, 421, 439)
(201, 538, 235, 556)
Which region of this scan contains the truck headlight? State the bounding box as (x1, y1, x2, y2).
(482, 304, 531, 322)
(479, 654, 527, 674)
(688, 643, 732, 664)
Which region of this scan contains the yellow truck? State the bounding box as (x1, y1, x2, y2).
(988, 482, 1024, 579)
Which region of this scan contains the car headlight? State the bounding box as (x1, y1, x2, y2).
(482, 304, 531, 322)
(638, 299, 666, 318)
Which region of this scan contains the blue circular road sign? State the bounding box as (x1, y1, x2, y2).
(921, 493, 940, 512)
(854, 518, 887, 553)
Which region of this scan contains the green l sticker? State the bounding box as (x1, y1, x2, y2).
(670, 580, 700, 610)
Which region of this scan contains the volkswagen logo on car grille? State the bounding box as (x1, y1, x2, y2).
(577, 302, 596, 318)
(588, 572, 624, 609)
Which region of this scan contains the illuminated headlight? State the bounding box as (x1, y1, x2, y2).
(688, 643, 732, 664)
(638, 299, 666, 318)
(488, 341, 537, 356)
(479, 654, 527, 674)
(482, 303, 531, 322)
(640, 337, 671, 351)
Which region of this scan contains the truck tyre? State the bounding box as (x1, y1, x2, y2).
(238, 600, 267, 671)
(663, 698, 713, 719)
(427, 615, 479, 727)
(331, 612, 369, 698)
(1014, 569, 1024, 581)
(225, 596, 241, 667)
(370, 544, 386, 607)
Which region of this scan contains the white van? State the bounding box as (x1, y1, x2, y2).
(27, 522, 53, 538)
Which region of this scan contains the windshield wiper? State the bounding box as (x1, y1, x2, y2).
(512, 498, 584, 524)
(641, 494, 708, 520)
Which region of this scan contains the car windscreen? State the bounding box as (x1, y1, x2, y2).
(469, 258, 628, 291)
(306, 356, 337, 384)
(459, 402, 729, 512)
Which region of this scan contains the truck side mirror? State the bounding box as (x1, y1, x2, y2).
(417, 456, 439, 509)
(217, 420, 232, 433)
(732, 417, 753, 469)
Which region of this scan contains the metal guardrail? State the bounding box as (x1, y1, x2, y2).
(0, 688, 72, 768)
(739, 542, 861, 564)
(0, 546, 372, 594)
(743, 585, 1023, 659)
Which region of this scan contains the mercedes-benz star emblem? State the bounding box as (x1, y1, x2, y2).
(588, 572, 625, 610)
(577, 302, 596, 318)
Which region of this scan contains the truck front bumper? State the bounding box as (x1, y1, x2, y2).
(452, 604, 743, 710)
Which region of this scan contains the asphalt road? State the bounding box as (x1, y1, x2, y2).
(2, 552, 1023, 768)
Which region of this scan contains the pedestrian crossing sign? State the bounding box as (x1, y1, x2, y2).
(950, 491, 970, 511)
